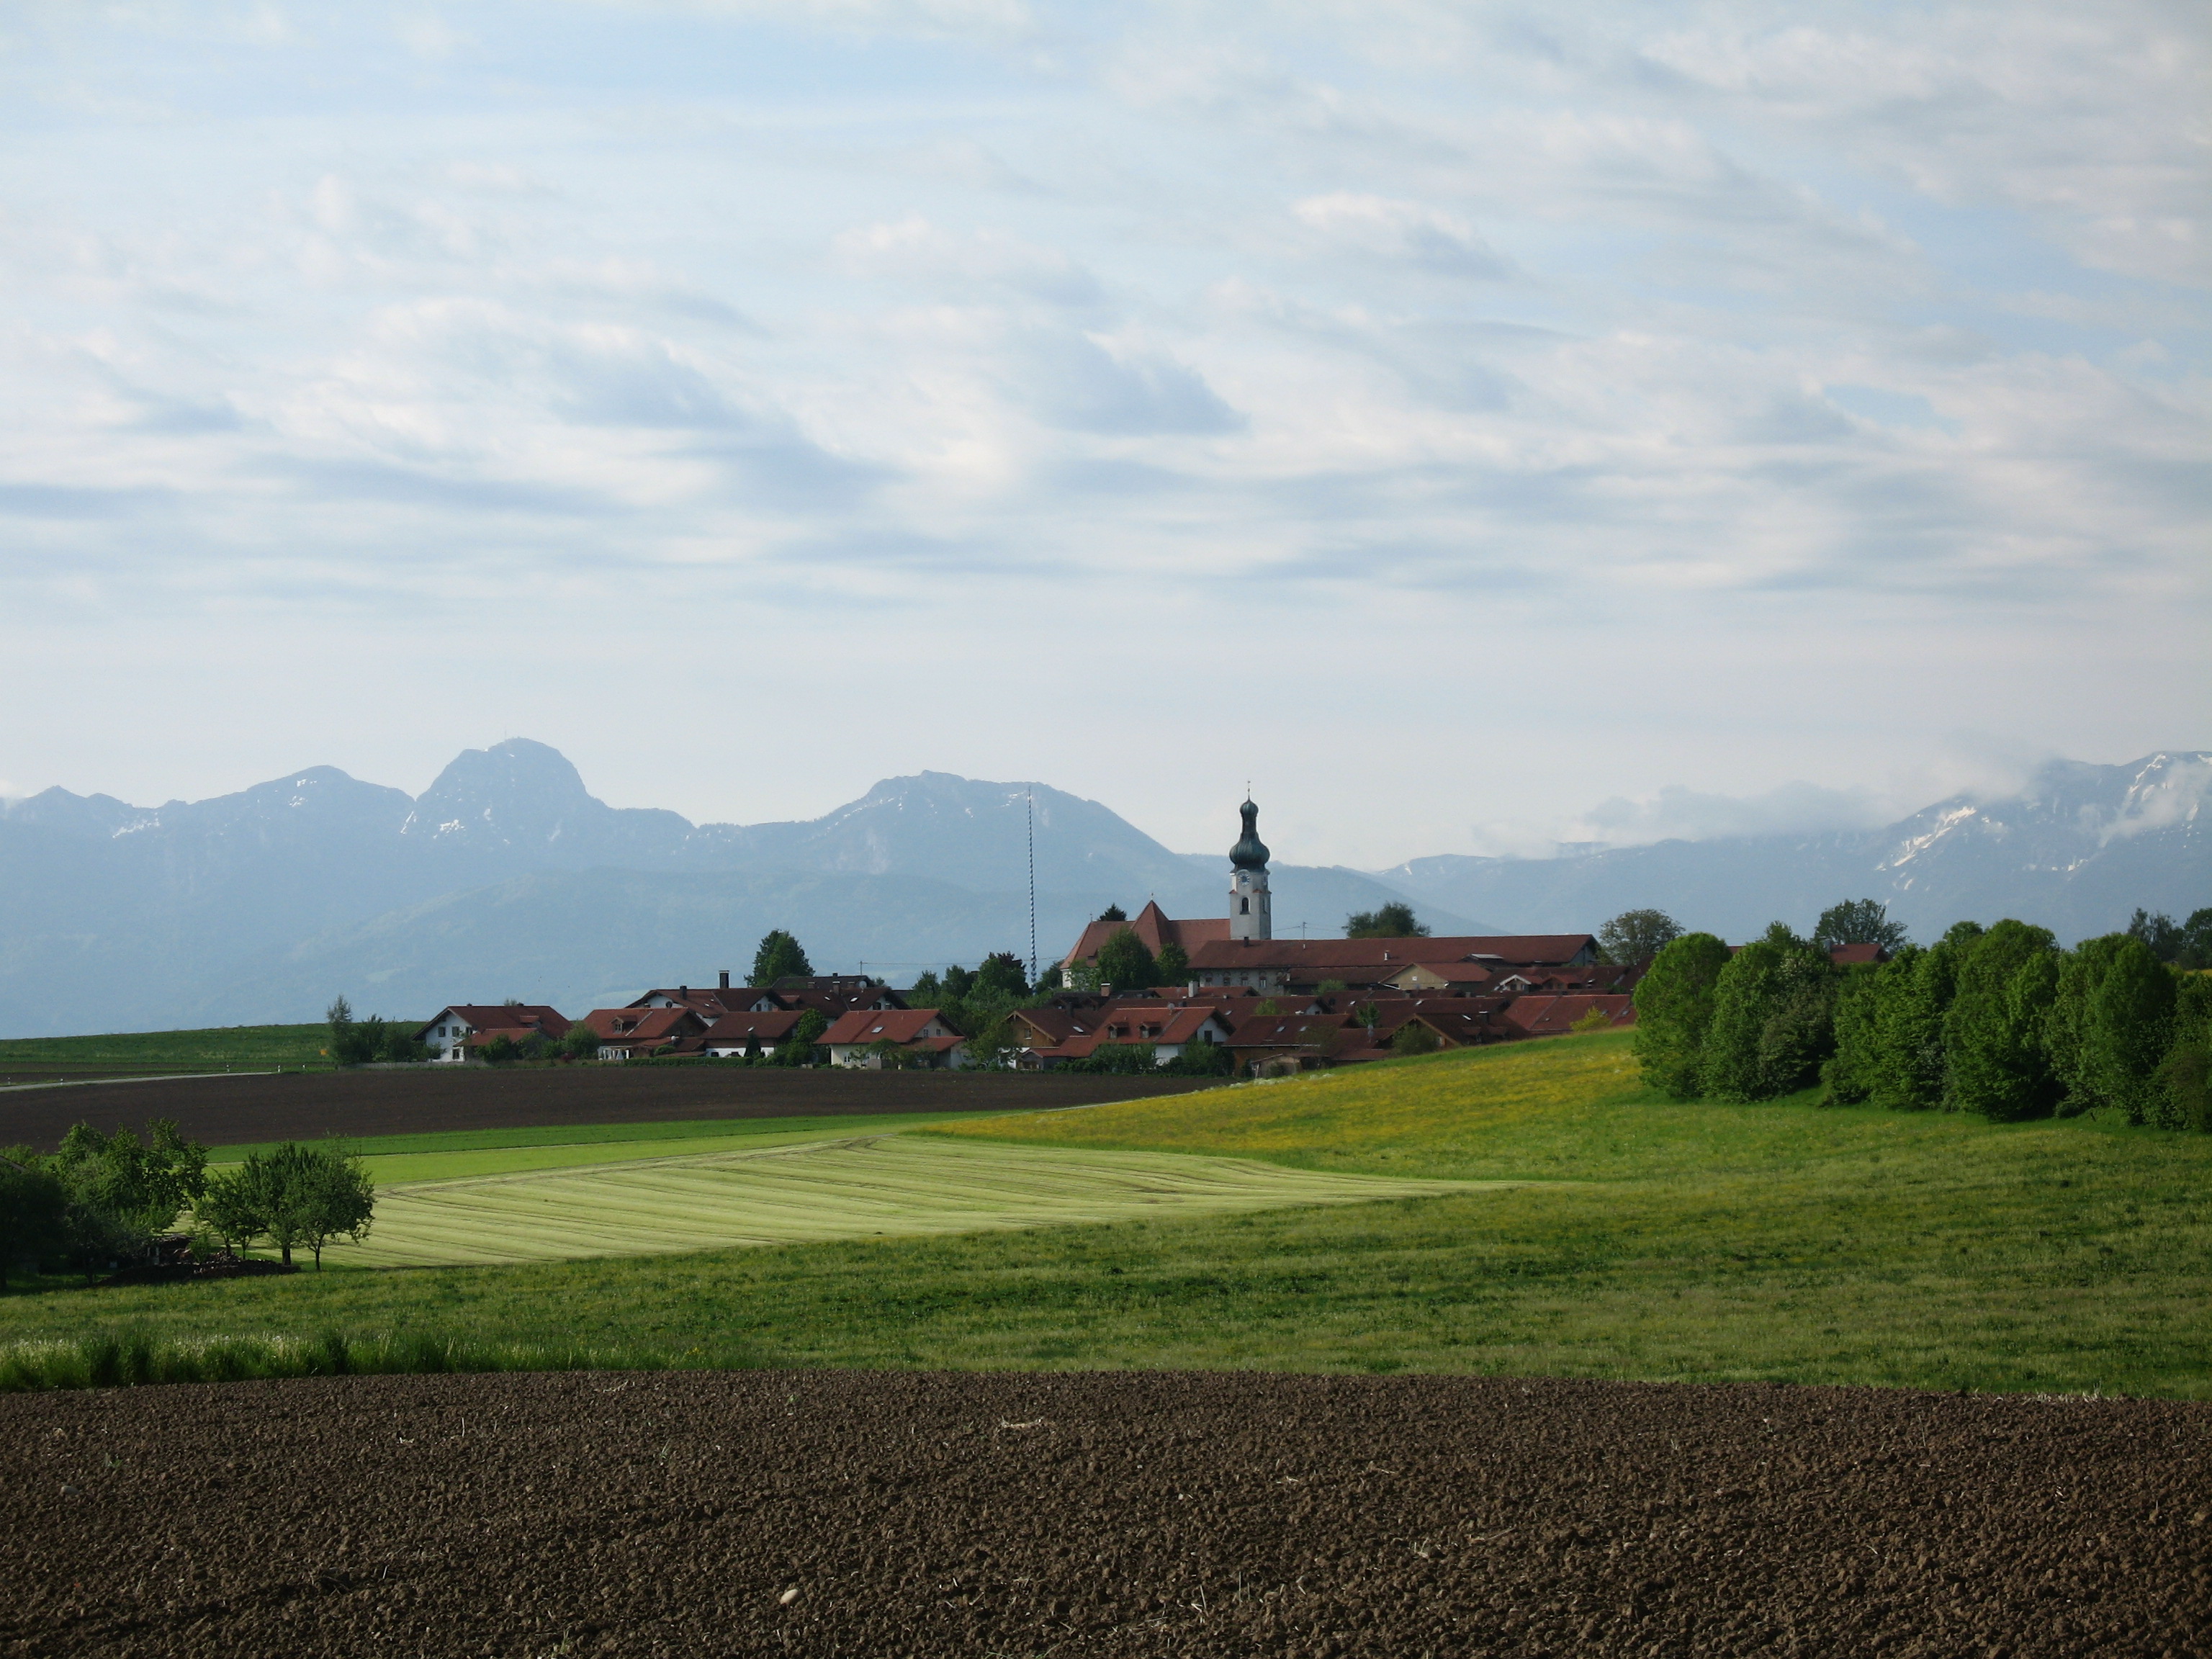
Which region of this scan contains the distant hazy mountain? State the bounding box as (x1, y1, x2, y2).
(1, 741, 2198, 1037)
(1374, 752, 2209, 946)
(0, 740, 1469, 1035)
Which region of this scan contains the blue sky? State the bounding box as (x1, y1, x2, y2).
(1, 1, 2205, 864)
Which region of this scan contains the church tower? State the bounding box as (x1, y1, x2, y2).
(1228, 796, 1272, 942)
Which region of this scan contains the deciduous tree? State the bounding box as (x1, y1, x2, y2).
(1943, 920, 2064, 1121)
(1631, 932, 1732, 1100)
(1346, 902, 1427, 938)
(1813, 899, 1909, 953)
(752, 930, 813, 986)
(1093, 927, 1158, 992)
(1599, 909, 1683, 965)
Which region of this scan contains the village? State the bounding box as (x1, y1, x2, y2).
(408, 798, 1732, 1076)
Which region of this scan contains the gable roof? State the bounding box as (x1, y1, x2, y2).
(421, 1004, 570, 1038)
(579, 1006, 706, 1045)
(1189, 935, 1597, 974)
(819, 1008, 953, 1047)
(1061, 900, 1233, 967)
(701, 1010, 805, 1045)
(1501, 994, 1637, 1035)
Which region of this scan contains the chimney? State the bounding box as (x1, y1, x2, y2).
(719, 970, 730, 990)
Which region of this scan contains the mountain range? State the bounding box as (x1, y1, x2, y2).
(0, 741, 2202, 1038)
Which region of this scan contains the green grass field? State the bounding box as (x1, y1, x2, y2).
(4, 1032, 2207, 1395)
(0, 1022, 327, 1081)
(328, 1136, 1488, 1267)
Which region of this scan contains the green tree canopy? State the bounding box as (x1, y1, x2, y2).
(1345, 902, 1427, 938)
(1813, 899, 1910, 952)
(1093, 927, 1159, 992)
(196, 1141, 374, 1269)
(1598, 909, 1683, 964)
(2129, 907, 2212, 970)
(0, 1151, 70, 1288)
(1943, 919, 2064, 1121)
(1631, 932, 1733, 1100)
(53, 1120, 209, 1264)
(1096, 904, 1127, 923)
(1699, 932, 1838, 1102)
(974, 953, 1030, 1000)
(752, 930, 813, 986)
(1154, 942, 1190, 984)
(2048, 933, 2177, 1123)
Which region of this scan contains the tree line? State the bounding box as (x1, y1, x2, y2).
(1632, 902, 2211, 1128)
(1, 1123, 374, 1287)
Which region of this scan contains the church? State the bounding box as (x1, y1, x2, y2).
(1059, 796, 1599, 994)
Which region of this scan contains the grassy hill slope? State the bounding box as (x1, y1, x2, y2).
(0, 1024, 326, 1082)
(4, 1033, 2207, 1395)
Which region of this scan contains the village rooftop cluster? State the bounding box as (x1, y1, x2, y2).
(408, 799, 1881, 1076)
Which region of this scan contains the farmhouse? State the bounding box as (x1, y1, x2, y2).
(820, 1007, 968, 1069)
(578, 1006, 708, 1061)
(415, 1004, 571, 1064)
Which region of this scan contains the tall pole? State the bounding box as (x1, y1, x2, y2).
(1027, 786, 1038, 985)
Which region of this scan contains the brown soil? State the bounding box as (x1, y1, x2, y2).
(6, 1370, 2206, 1658)
(0, 1067, 1215, 1152)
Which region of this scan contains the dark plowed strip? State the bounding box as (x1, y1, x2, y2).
(6, 1370, 2206, 1657)
(0, 1067, 1215, 1152)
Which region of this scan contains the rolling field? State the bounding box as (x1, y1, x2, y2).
(327, 1135, 1492, 1267)
(0, 1022, 325, 1084)
(4, 1030, 2208, 1396)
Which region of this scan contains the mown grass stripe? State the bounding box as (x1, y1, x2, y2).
(331, 1135, 1497, 1267)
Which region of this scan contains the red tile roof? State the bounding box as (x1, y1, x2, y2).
(431, 1004, 572, 1037)
(1061, 900, 1233, 967)
(700, 1011, 806, 1046)
(1188, 935, 1597, 973)
(580, 1007, 705, 1045)
(1501, 994, 1636, 1035)
(819, 1008, 953, 1048)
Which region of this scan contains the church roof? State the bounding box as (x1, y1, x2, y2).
(1061, 899, 1232, 966)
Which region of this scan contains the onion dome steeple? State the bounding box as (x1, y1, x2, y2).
(1230, 797, 1269, 871)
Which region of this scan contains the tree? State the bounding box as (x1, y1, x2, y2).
(1096, 904, 1127, 923)
(1631, 933, 1732, 1100)
(0, 1151, 69, 1289)
(2048, 934, 2177, 1123)
(1390, 1020, 1440, 1056)
(560, 1028, 602, 1062)
(2159, 973, 2212, 1132)
(2129, 907, 2212, 970)
(1699, 928, 1838, 1102)
(326, 995, 354, 1030)
(777, 1007, 830, 1066)
(52, 1120, 209, 1267)
(1943, 920, 2064, 1121)
(1814, 899, 1910, 953)
(974, 953, 1029, 1000)
(1822, 961, 1888, 1104)
(1154, 942, 1190, 984)
(1093, 927, 1158, 992)
(1599, 909, 1683, 965)
(1345, 902, 1427, 939)
(197, 1141, 375, 1269)
(752, 930, 813, 986)
(1869, 931, 1974, 1111)
(480, 1033, 519, 1065)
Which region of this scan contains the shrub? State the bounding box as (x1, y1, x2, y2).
(1943, 920, 2064, 1121)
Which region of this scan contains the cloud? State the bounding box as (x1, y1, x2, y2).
(1570, 781, 1894, 846)
(830, 216, 1103, 306)
(2092, 757, 2212, 844)
(1292, 193, 1513, 278)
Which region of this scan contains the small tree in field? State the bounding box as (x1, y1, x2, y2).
(196, 1142, 375, 1269)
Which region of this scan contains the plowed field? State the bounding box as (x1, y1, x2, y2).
(8, 1370, 2206, 1658)
(0, 1066, 1215, 1153)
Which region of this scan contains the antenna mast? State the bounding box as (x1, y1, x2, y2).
(1026, 786, 1038, 984)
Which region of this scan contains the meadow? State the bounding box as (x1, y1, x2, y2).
(0, 1023, 326, 1082)
(4, 1032, 2207, 1395)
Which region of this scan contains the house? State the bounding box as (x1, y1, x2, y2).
(577, 1006, 709, 1061)
(628, 970, 906, 1020)
(1061, 899, 1232, 981)
(1830, 943, 1892, 967)
(1220, 1011, 1356, 1074)
(1187, 935, 1600, 994)
(1087, 1004, 1234, 1065)
(699, 1010, 807, 1058)
(819, 1007, 968, 1069)
(415, 1004, 571, 1064)
(630, 972, 782, 1017)
(1500, 994, 1637, 1037)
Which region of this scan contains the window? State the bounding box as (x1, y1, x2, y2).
(1239, 896, 1249, 914)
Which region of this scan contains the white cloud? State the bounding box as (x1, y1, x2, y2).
(1292, 192, 1511, 278)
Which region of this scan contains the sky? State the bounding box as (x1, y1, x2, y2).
(1, 1, 2206, 866)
